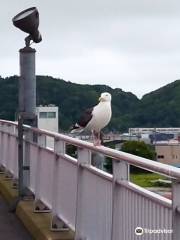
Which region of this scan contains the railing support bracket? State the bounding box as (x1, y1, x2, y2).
(34, 199, 51, 213)
(51, 215, 69, 232)
(0, 166, 5, 174)
(4, 170, 13, 180)
(12, 178, 18, 189)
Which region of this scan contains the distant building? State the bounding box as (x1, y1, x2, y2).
(129, 127, 180, 135)
(149, 133, 174, 143)
(155, 140, 180, 167)
(36, 105, 59, 148)
(129, 128, 177, 144)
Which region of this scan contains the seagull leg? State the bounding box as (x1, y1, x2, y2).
(91, 129, 97, 145)
(93, 131, 101, 146)
(91, 130, 95, 144)
(97, 131, 102, 146)
(100, 131, 104, 145)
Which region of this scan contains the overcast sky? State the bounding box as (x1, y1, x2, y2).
(1, 0, 180, 98)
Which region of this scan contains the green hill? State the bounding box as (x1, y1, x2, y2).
(134, 80, 180, 128)
(0, 75, 180, 131)
(0, 75, 139, 131)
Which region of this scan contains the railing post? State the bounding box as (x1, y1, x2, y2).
(22, 129, 33, 196)
(18, 115, 24, 198)
(113, 160, 129, 181)
(4, 124, 11, 178)
(34, 133, 48, 212)
(0, 123, 5, 173)
(12, 130, 19, 189)
(2, 124, 12, 179)
(13, 126, 19, 180)
(75, 148, 91, 240)
(38, 133, 46, 147)
(172, 180, 180, 240)
(51, 138, 68, 231)
(111, 160, 129, 240)
(6, 124, 16, 180)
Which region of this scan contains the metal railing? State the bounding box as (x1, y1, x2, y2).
(0, 120, 180, 240)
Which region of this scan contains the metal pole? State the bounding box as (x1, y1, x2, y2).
(18, 46, 37, 198)
(19, 46, 36, 120)
(18, 114, 24, 198)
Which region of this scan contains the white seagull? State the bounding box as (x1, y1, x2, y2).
(71, 92, 112, 145)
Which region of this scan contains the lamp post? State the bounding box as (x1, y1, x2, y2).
(12, 7, 42, 198)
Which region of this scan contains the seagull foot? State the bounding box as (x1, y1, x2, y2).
(93, 139, 102, 146)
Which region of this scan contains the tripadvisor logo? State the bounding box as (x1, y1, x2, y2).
(135, 227, 173, 236)
(135, 227, 144, 236)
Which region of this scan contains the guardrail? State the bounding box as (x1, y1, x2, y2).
(0, 120, 180, 240)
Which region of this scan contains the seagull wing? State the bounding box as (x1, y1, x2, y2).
(70, 107, 94, 133)
(78, 107, 94, 127)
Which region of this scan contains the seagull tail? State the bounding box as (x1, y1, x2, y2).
(70, 123, 84, 134)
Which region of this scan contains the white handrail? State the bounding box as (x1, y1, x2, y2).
(1, 119, 180, 179)
(0, 119, 177, 240)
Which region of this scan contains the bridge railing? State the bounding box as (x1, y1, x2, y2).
(0, 120, 180, 240)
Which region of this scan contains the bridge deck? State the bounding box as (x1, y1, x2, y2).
(0, 195, 32, 240)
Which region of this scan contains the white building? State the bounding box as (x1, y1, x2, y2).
(36, 105, 59, 148)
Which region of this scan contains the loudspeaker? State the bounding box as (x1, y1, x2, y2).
(12, 7, 42, 44)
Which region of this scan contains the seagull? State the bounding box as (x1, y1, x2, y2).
(70, 92, 112, 145)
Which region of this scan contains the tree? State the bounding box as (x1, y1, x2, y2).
(121, 141, 155, 160)
(121, 140, 156, 173)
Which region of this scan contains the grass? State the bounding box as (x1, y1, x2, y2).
(130, 172, 169, 188)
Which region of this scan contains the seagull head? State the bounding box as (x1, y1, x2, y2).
(99, 92, 111, 102)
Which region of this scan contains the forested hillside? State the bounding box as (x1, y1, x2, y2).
(0, 75, 180, 131)
(133, 80, 180, 128)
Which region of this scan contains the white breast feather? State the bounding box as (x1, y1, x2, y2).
(86, 102, 111, 132)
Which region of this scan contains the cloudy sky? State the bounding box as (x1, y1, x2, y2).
(1, 0, 180, 98)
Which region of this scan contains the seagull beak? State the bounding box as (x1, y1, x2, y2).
(99, 96, 105, 102)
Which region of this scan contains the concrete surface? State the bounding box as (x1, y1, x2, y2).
(0, 172, 74, 240)
(0, 194, 32, 240)
(16, 201, 74, 240)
